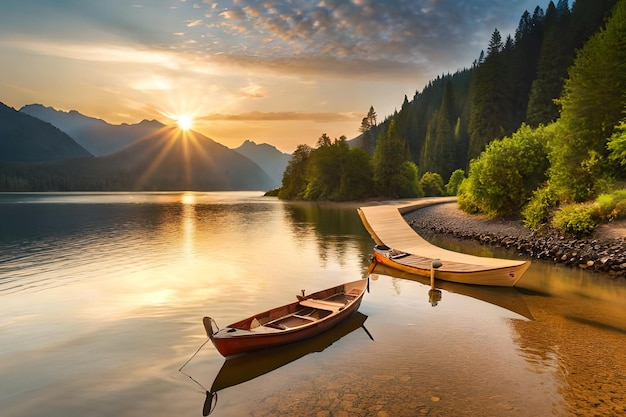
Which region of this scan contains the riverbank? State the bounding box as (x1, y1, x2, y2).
(405, 201, 626, 277)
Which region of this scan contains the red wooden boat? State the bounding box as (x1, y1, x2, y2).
(203, 279, 368, 357)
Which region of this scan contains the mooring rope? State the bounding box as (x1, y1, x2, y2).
(179, 337, 211, 372)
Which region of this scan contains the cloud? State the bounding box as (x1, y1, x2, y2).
(182, 0, 538, 79)
(200, 111, 361, 122)
(186, 19, 203, 27)
(1, 39, 180, 67)
(0, 0, 539, 82)
(240, 84, 268, 98)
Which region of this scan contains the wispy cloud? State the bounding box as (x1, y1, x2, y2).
(0, 0, 540, 81)
(1, 39, 177, 66)
(183, 0, 538, 78)
(201, 111, 361, 122)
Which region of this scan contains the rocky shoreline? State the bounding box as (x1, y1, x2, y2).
(405, 202, 626, 278)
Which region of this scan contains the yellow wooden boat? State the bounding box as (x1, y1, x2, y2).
(358, 198, 530, 287)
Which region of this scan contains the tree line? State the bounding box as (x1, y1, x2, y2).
(277, 0, 626, 235)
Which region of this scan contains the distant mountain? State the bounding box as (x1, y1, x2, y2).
(94, 127, 275, 190)
(234, 140, 291, 188)
(0, 126, 276, 191)
(0, 102, 91, 162)
(20, 104, 162, 156)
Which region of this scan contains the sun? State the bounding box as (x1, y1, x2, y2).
(176, 115, 194, 131)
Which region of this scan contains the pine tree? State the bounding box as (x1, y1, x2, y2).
(527, 1, 572, 126)
(468, 29, 507, 159)
(373, 120, 415, 197)
(358, 106, 378, 154)
(550, 0, 626, 201)
(278, 144, 312, 200)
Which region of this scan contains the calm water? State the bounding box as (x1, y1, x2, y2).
(1, 192, 625, 417)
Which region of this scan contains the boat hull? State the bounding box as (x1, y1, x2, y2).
(371, 247, 530, 287)
(204, 279, 367, 357)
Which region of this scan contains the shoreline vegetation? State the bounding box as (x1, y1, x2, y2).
(403, 201, 626, 278)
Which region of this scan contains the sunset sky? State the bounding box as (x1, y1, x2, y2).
(1, 0, 541, 153)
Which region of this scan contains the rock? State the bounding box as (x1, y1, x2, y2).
(406, 202, 625, 280)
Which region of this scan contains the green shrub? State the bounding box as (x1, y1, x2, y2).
(445, 169, 465, 195)
(396, 161, 423, 198)
(607, 121, 626, 167)
(521, 186, 559, 230)
(458, 124, 550, 218)
(594, 189, 626, 221)
(420, 172, 445, 197)
(551, 204, 596, 236)
(457, 178, 481, 214)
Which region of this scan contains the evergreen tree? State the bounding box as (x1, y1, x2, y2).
(372, 120, 416, 197)
(550, 0, 626, 201)
(527, 1, 572, 126)
(278, 144, 312, 200)
(425, 80, 456, 179)
(339, 147, 374, 200)
(468, 28, 507, 159)
(304, 134, 348, 200)
(358, 106, 378, 154)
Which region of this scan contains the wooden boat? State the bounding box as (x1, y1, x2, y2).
(358, 198, 531, 287)
(370, 244, 530, 287)
(203, 279, 368, 357)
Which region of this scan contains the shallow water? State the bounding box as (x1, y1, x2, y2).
(1, 192, 625, 416)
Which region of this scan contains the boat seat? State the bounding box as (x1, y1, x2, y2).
(292, 314, 317, 322)
(299, 298, 344, 312)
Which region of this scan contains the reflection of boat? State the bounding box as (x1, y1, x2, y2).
(371, 262, 534, 320)
(358, 201, 530, 287)
(203, 279, 368, 357)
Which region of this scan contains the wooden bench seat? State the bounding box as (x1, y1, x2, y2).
(299, 298, 344, 312)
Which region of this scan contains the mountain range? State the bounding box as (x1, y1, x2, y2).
(0, 102, 290, 191)
(0, 103, 91, 162)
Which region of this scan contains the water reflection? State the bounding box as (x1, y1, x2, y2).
(404, 231, 626, 416)
(196, 312, 370, 415)
(371, 262, 534, 319)
(282, 202, 373, 269)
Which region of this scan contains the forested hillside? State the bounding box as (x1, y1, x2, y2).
(389, 0, 618, 180)
(279, 0, 624, 220)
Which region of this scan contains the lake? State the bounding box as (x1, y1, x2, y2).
(1, 192, 625, 417)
